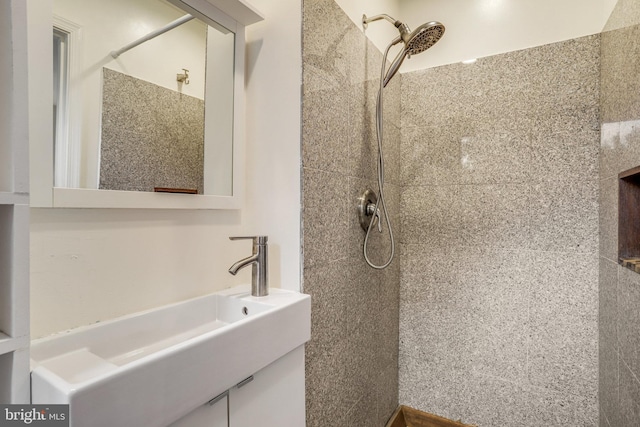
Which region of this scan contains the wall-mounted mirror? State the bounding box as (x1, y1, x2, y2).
(32, 0, 263, 209)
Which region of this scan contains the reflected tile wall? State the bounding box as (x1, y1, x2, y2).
(301, 0, 400, 426)
(599, 0, 640, 424)
(399, 35, 600, 426)
(100, 68, 204, 194)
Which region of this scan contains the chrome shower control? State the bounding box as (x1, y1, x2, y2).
(358, 189, 379, 231)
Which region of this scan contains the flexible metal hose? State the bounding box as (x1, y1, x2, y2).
(363, 41, 397, 270)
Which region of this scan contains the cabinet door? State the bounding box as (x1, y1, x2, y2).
(169, 395, 228, 427)
(229, 346, 305, 427)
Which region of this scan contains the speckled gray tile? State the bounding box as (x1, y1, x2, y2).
(302, 168, 348, 268)
(528, 180, 598, 253)
(527, 314, 598, 397)
(618, 267, 640, 377)
(302, 0, 351, 92)
(530, 251, 598, 324)
(599, 258, 619, 352)
(458, 127, 532, 185)
(376, 362, 399, 426)
(100, 69, 204, 193)
(302, 85, 350, 174)
(459, 374, 529, 426)
(400, 124, 464, 186)
(348, 80, 401, 184)
(525, 385, 597, 427)
(619, 361, 640, 427)
(529, 116, 599, 183)
(303, 258, 350, 361)
(600, 338, 619, 427)
(458, 184, 529, 249)
(400, 185, 461, 247)
(601, 24, 640, 123)
(600, 177, 619, 262)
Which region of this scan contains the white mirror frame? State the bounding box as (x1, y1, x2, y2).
(29, 0, 263, 209)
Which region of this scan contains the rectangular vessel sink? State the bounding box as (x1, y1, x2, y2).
(31, 286, 311, 427)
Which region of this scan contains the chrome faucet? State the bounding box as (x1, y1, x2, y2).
(228, 236, 269, 297)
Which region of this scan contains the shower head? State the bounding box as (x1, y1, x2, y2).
(401, 21, 445, 56)
(362, 14, 445, 87)
(383, 21, 445, 86)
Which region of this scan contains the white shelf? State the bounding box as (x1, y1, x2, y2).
(0, 192, 28, 205)
(0, 333, 26, 356)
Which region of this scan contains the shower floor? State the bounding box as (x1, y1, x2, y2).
(386, 406, 476, 427)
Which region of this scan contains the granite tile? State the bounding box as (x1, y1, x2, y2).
(599, 121, 621, 180)
(599, 177, 618, 262)
(303, 258, 350, 361)
(376, 363, 399, 426)
(400, 123, 464, 186)
(527, 314, 598, 398)
(618, 267, 640, 377)
(400, 185, 460, 247)
(528, 179, 599, 253)
(600, 24, 640, 123)
(457, 248, 532, 382)
(602, 0, 640, 33)
(302, 85, 350, 174)
(599, 338, 619, 427)
(401, 64, 464, 130)
(524, 385, 597, 427)
(458, 374, 529, 427)
(458, 184, 529, 250)
(524, 35, 600, 117)
(305, 337, 357, 427)
(302, 168, 348, 268)
(100, 69, 205, 193)
(398, 356, 469, 424)
(457, 128, 532, 185)
(530, 251, 599, 325)
(619, 360, 640, 427)
(599, 258, 619, 352)
(348, 79, 401, 184)
(343, 390, 378, 427)
(529, 117, 599, 183)
(347, 26, 385, 85)
(302, 0, 351, 91)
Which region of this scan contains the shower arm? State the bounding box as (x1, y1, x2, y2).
(362, 14, 401, 29)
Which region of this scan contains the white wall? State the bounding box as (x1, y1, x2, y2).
(30, 0, 301, 339)
(336, 0, 619, 72)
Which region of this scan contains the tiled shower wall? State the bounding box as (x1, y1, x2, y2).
(399, 37, 600, 425)
(301, 0, 401, 426)
(599, 0, 640, 426)
(100, 68, 205, 193)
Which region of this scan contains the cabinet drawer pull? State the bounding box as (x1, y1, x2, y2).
(236, 375, 254, 388)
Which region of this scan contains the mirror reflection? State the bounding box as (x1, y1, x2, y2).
(53, 0, 235, 196)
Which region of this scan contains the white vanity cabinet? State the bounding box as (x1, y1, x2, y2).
(169, 395, 228, 427)
(170, 346, 305, 427)
(229, 346, 305, 427)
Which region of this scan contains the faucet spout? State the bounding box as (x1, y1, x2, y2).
(228, 236, 269, 297)
(228, 254, 258, 275)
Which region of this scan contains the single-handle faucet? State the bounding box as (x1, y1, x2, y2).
(228, 236, 268, 297)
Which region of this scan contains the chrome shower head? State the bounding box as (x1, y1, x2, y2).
(363, 14, 445, 87)
(383, 21, 445, 86)
(402, 21, 445, 56)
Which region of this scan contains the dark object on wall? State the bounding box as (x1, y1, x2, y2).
(153, 187, 198, 194)
(619, 165, 640, 272)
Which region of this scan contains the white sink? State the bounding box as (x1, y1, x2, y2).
(31, 286, 311, 427)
